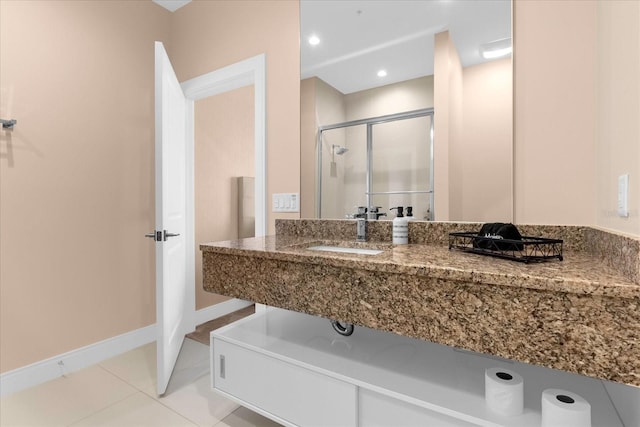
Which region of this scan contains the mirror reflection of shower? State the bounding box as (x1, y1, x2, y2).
(330, 144, 349, 177)
(333, 145, 349, 155)
(317, 109, 434, 220)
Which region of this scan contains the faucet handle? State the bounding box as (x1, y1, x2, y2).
(366, 206, 385, 220)
(351, 206, 368, 218)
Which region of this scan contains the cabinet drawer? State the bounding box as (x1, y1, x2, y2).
(359, 389, 479, 427)
(213, 339, 357, 427)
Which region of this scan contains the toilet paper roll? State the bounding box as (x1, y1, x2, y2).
(484, 367, 524, 416)
(541, 388, 591, 427)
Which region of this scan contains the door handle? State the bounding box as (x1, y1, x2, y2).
(145, 231, 162, 241)
(145, 230, 179, 241)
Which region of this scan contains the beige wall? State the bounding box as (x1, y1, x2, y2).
(313, 78, 347, 219)
(169, 0, 301, 235)
(461, 58, 513, 222)
(596, 0, 640, 236)
(0, 1, 170, 373)
(434, 33, 512, 223)
(0, 0, 300, 374)
(300, 78, 317, 218)
(514, 0, 597, 226)
(345, 76, 434, 121)
(433, 31, 462, 221)
(514, 0, 639, 237)
(194, 87, 254, 310)
(300, 77, 349, 219)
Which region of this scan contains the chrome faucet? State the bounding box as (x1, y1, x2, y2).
(356, 218, 367, 242)
(353, 206, 368, 242)
(353, 206, 386, 241)
(366, 206, 387, 220)
(354, 206, 367, 218)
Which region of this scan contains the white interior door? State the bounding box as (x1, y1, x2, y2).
(154, 41, 191, 396)
(150, 47, 266, 395)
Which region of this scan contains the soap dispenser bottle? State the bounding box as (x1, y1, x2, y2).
(390, 206, 409, 245)
(406, 206, 415, 221)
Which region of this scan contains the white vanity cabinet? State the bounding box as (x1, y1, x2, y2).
(358, 389, 477, 427)
(212, 339, 357, 426)
(210, 308, 623, 427)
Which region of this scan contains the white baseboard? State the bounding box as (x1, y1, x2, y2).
(194, 298, 253, 326)
(0, 324, 156, 398)
(0, 298, 252, 398)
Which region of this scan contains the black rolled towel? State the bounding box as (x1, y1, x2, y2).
(473, 223, 524, 251)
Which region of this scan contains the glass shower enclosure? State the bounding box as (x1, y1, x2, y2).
(317, 108, 434, 221)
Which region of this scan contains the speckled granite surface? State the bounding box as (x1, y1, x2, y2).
(202, 220, 640, 386)
(584, 226, 640, 286)
(275, 219, 638, 282)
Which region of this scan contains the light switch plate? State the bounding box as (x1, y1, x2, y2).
(272, 193, 299, 213)
(617, 174, 629, 217)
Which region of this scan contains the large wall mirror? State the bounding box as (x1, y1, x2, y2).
(300, 0, 513, 222)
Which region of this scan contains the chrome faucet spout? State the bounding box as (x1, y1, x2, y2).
(352, 207, 368, 241)
(356, 218, 367, 242)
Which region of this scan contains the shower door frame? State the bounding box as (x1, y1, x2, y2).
(316, 108, 434, 219)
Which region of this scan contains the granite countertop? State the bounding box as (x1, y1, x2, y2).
(200, 235, 639, 300)
(200, 220, 640, 386)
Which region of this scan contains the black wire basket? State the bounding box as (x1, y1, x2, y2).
(449, 232, 563, 263)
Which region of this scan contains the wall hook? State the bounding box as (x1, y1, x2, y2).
(1, 119, 17, 129)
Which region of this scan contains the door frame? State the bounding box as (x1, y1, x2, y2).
(181, 54, 267, 331)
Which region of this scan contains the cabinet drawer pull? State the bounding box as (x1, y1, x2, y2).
(220, 355, 225, 379)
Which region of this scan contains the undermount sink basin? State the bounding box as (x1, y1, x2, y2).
(307, 245, 384, 255)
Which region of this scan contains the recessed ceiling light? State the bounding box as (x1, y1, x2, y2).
(377, 70, 387, 77)
(308, 35, 320, 46)
(482, 46, 512, 59)
(480, 38, 512, 59)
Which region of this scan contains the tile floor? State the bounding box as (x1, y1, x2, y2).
(0, 339, 282, 427)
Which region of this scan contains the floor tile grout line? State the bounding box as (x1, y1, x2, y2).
(96, 363, 156, 396)
(151, 372, 240, 427)
(65, 390, 200, 427)
(96, 351, 216, 426)
(2, 340, 269, 427)
(95, 364, 205, 426)
(151, 392, 210, 427)
(64, 391, 145, 427)
(0, 366, 140, 427)
(60, 315, 250, 427)
(143, 392, 201, 427)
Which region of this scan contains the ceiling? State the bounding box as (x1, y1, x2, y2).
(152, 0, 511, 95)
(301, 0, 511, 94)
